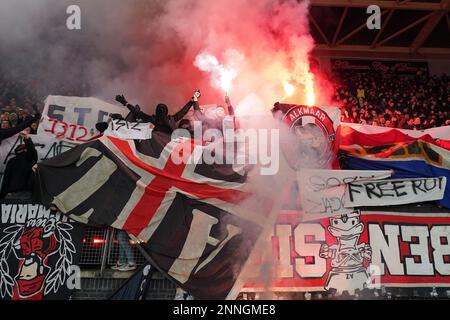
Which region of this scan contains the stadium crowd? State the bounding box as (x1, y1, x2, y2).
(0, 70, 449, 298)
(2, 72, 449, 136)
(336, 73, 450, 129)
(0, 75, 91, 137)
(0, 75, 90, 198)
(2, 72, 448, 142)
(0, 71, 449, 198)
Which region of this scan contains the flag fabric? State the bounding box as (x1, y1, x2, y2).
(340, 124, 450, 150)
(38, 96, 128, 144)
(341, 140, 450, 209)
(341, 123, 450, 141)
(242, 209, 450, 293)
(33, 131, 268, 299)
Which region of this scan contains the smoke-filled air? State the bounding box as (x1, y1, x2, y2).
(0, 0, 335, 113)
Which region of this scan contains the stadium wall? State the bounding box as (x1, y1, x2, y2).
(429, 59, 450, 75)
(71, 271, 176, 300)
(316, 56, 450, 75)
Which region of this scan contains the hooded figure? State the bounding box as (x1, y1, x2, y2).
(115, 95, 196, 135)
(0, 135, 37, 198)
(152, 103, 173, 134)
(156, 103, 168, 119)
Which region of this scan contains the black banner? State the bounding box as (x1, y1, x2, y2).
(0, 200, 85, 300)
(331, 59, 429, 75)
(33, 133, 261, 300)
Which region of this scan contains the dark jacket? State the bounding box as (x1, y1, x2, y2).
(126, 100, 196, 134)
(0, 137, 38, 198)
(0, 115, 39, 142)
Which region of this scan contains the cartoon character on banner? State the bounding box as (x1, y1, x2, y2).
(319, 210, 373, 295)
(0, 217, 75, 300)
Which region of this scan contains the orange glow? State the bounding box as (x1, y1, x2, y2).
(306, 90, 316, 106)
(92, 238, 107, 245)
(301, 70, 316, 106)
(283, 81, 295, 98)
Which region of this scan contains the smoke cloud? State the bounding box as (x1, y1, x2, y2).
(0, 0, 334, 113)
(0, 0, 335, 298)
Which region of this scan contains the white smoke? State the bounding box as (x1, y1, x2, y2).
(194, 50, 243, 93)
(0, 0, 333, 113)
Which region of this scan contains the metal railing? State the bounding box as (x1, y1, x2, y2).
(79, 226, 147, 272)
(79, 227, 110, 265)
(106, 228, 148, 266)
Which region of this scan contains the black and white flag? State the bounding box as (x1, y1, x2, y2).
(33, 132, 272, 299)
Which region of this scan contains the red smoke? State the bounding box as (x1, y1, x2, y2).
(124, 0, 335, 111)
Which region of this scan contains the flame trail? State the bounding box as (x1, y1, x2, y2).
(194, 50, 242, 95)
(283, 81, 295, 99)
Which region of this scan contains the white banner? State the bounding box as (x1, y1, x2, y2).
(33, 134, 78, 162)
(298, 169, 392, 221)
(344, 177, 447, 207)
(103, 119, 153, 140)
(0, 135, 22, 173)
(38, 95, 128, 143)
(0, 133, 77, 173)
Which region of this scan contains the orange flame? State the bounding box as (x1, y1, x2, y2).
(283, 81, 295, 98)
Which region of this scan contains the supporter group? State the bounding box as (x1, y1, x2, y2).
(0, 71, 449, 199)
(336, 73, 450, 129)
(0, 67, 449, 301)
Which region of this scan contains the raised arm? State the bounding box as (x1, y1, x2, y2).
(225, 95, 234, 116)
(116, 94, 138, 117)
(116, 94, 156, 124)
(172, 90, 201, 122)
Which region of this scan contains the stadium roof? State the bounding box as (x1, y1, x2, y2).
(309, 0, 450, 59)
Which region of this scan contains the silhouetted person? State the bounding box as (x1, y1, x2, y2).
(115, 91, 201, 134)
(0, 106, 40, 143)
(0, 128, 37, 198)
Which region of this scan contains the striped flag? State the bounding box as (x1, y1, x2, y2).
(340, 124, 450, 150)
(341, 140, 450, 209)
(33, 131, 268, 299)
